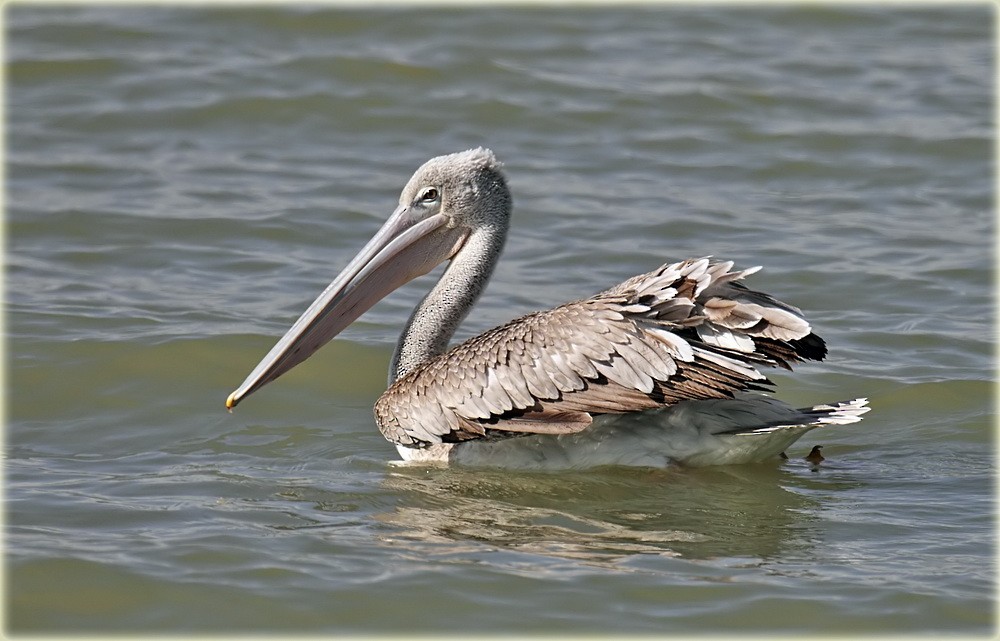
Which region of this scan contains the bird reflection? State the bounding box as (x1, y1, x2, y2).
(372, 461, 839, 567)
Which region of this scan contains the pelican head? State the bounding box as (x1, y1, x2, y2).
(227, 148, 511, 410)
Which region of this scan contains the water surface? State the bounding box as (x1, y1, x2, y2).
(6, 5, 995, 635)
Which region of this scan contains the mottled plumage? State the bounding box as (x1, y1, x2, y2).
(376, 257, 824, 448)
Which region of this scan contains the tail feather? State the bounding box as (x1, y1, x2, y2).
(804, 397, 871, 425)
(722, 398, 870, 436)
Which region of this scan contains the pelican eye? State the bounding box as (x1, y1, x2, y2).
(418, 187, 440, 203)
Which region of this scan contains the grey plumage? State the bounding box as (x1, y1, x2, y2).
(376, 256, 828, 448)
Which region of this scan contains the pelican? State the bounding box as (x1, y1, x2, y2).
(226, 148, 869, 469)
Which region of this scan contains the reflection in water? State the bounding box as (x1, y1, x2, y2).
(373, 462, 857, 570)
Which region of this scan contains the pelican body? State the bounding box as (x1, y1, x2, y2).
(227, 148, 868, 468)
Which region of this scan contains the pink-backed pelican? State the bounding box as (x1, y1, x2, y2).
(226, 148, 868, 468)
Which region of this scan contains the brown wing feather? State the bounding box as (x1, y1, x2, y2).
(375, 257, 825, 447)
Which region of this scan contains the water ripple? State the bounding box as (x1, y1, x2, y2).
(6, 5, 993, 635)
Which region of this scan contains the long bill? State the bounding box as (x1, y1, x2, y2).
(226, 206, 469, 410)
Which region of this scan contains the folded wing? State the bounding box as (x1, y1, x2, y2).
(376, 257, 827, 447)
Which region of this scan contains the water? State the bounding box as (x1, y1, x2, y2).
(6, 5, 994, 635)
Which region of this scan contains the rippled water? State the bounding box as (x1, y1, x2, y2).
(6, 5, 995, 635)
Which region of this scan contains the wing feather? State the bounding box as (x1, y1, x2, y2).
(375, 257, 826, 447)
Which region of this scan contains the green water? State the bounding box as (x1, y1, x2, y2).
(6, 5, 995, 635)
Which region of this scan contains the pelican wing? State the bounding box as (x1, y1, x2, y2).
(376, 257, 826, 447)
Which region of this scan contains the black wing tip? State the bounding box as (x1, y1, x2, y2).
(793, 332, 828, 362)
